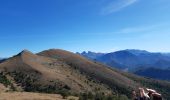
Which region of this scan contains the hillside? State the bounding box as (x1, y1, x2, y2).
(134, 67, 170, 81)
(115, 69, 170, 99)
(1, 50, 116, 94)
(0, 49, 131, 99)
(0, 49, 170, 99)
(38, 49, 170, 99)
(38, 49, 139, 97)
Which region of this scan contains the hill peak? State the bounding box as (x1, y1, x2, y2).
(21, 49, 31, 53)
(16, 49, 34, 56)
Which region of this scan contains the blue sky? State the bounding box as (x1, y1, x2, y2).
(0, 0, 170, 57)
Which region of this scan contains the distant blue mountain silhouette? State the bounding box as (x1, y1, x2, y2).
(0, 58, 6, 63)
(78, 49, 170, 81)
(79, 49, 170, 70)
(77, 51, 105, 60)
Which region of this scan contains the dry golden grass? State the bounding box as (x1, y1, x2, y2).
(0, 83, 78, 100)
(38, 49, 139, 90)
(0, 50, 111, 94)
(0, 92, 78, 100)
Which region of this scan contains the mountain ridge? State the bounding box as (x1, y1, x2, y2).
(1, 49, 170, 99)
(79, 49, 170, 70)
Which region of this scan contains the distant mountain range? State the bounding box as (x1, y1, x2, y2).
(78, 49, 170, 81)
(78, 51, 105, 60)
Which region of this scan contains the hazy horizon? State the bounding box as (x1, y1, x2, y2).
(1, 48, 170, 58)
(1, 0, 170, 57)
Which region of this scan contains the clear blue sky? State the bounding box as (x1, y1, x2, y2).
(1, 0, 170, 57)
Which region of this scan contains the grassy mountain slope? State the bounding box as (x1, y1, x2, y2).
(0, 50, 112, 96)
(134, 67, 170, 81)
(38, 49, 140, 97)
(38, 49, 170, 99)
(115, 69, 170, 99)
